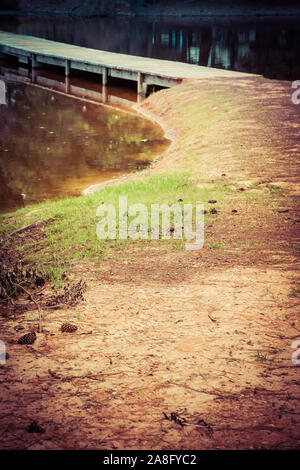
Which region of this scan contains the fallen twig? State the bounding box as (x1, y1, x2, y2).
(14, 283, 43, 333)
(208, 314, 218, 323)
(8, 221, 41, 237)
(47, 369, 126, 382)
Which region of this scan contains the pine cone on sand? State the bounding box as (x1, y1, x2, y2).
(61, 323, 77, 333)
(18, 332, 36, 345)
(26, 421, 45, 434)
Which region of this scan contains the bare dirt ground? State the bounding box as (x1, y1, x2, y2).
(0, 76, 300, 450)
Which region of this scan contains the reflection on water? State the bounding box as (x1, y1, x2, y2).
(0, 15, 299, 79)
(0, 67, 169, 214)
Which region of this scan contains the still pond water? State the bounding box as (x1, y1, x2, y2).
(0, 68, 169, 214)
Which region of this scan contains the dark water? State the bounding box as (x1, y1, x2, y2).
(0, 15, 300, 80)
(0, 68, 169, 214)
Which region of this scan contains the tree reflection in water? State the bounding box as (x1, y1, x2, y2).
(0, 78, 169, 213)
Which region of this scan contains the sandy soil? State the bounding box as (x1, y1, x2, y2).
(0, 258, 299, 449)
(0, 76, 299, 450)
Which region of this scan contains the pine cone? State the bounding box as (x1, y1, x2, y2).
(61, 323, 77, 333)
(26, 421, 45, 434)
(18, 332, 36, 345)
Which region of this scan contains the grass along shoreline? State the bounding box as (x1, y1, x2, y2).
(0, 75, 299, 286)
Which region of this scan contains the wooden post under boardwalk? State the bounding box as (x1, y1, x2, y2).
(31, 53, 36, 69)
(138, 72, 148, 97)
(65, 59, 70, 77)
(102, 67, 108, 87)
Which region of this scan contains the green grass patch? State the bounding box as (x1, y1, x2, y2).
(1, 172, 236, 282)
(1, 167, 283, 284)
(255, 351, 268, 363)
(288, 284, 300, 298)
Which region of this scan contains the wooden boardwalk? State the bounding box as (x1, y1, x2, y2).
(0, 30, 254, 95)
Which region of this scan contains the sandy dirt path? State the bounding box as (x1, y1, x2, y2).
(0, 256, 299, 449)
